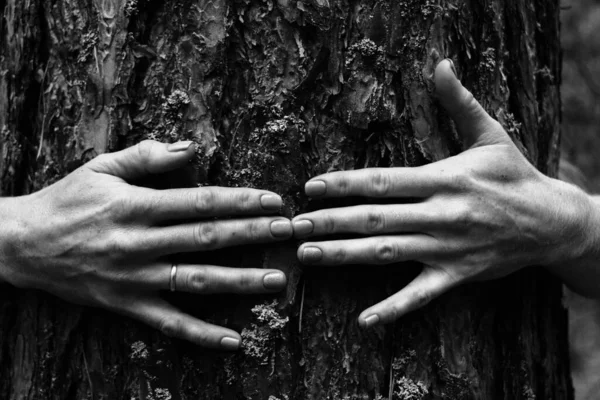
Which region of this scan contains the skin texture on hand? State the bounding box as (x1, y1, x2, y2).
(292, 59, 600, 329)
(0, 140, 292, 350)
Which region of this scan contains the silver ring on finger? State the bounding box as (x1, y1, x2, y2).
(170, 263, 178, 292)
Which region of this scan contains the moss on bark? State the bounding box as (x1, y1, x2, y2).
(0, 1, 570, 399)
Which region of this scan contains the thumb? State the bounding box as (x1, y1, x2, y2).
(435, 59, 510, 148)
(87, 140, 196, 180)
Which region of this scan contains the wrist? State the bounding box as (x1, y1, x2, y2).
(584, 195, 600, 263)
(543, 180, 600, 271)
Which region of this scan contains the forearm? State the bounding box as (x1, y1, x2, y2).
(545, 192, 600, 297)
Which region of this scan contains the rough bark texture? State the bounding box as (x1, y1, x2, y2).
(0, 0, 570, 399)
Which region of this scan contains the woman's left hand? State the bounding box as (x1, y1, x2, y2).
(292, 60, 595, 329)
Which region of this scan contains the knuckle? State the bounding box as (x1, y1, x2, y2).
(336, 176, 350, 196)
(437, 165, 476, 193)
(194, 222, 219, 249)
(234, 191, 254, 213)
(365, 208, 386, 233)
(388, 302, 403, 322)
(187, 267, 209, 293)
(411, 288, 432, 309)
(331, 248, 347, 264)
(236, 273, 255, 291)
(450, 200, 476, 228)
(92, 289, 120, 311)
(374, 240, 398, 264)
(107, 193, 134, 220)
(194, 189, 215, 215)
(245, 220, 264, 241)
(370, 170, 391, 197)
(91, 153, 111, 169)
(136, 140, 156, 168)
(104, 232, 136, 255)
(322, 214, 336, 234)
(158, 316, 184, 338)
(448, 169, 474, 191)
(137, 140, 155, 158)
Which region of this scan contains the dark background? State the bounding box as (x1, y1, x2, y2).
(561, 1, 600, 399)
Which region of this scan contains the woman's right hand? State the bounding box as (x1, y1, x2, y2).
(0, 140, 292, 350)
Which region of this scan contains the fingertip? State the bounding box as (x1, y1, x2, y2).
(220, 336, 241, 351)
(128, 297, 245, 350)
(438, 58, 457, 77)
(358, 312, 381, 329)
(305, 180, 327, 197)
(297, 245, 323, 264)
(167, 140, 196, 153)
(296, 245, 305, 263)
(197, 325, 241, 350)
(137, 139, 195, 175)
(270, 219, 293, 239)
(434, 59, 508, 147)
(291, 218, 314, 237)
(260, 194, 283, 210)
(263, 270, 287, 290)
(434, 59, 461, 98)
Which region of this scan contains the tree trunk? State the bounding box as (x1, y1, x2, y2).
(0, 0, 570, 399)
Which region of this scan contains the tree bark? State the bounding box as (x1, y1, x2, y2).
(0, 0, 570, 399)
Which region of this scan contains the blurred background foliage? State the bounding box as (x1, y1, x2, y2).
(562, 1, 600, 193)
(561, 1, 600, 399)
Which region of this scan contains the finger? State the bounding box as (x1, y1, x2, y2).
(297, 235, 441, 265)
(140, 217, 293, 255)
(358, 267, 455, 328)
(304, 167, 441, 198)
(435, 59, 510, 148)
(292, 204, 435, 238)
(124, 296, 242, 349)
(144, 264, 287, 294)
(87, 140, 195, 180)
(136, 186, 283, 223)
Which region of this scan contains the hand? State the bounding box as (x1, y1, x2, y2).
(0, 140, 293, 349)
(292, 59, 597, 328)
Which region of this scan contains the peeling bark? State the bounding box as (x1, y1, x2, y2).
(0, 1, 570, 399)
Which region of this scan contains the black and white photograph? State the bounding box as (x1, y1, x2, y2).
(0, 1, 599, 399)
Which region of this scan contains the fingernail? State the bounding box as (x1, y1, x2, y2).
(220, 337, 240, 350)
(305, 180, 326, 197)
(270, 220, 293, 238)
(302, 247, 322, 263)
(293, 220, 314, 236)
(363, 314, 380, 329)
(261, 194, 282, 210)
(167, 141, 195, 152)
(263, 272, 287, 290)
(445, 58, 457, 77)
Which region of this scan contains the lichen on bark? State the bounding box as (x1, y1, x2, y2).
(0, 1, 570, 399)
